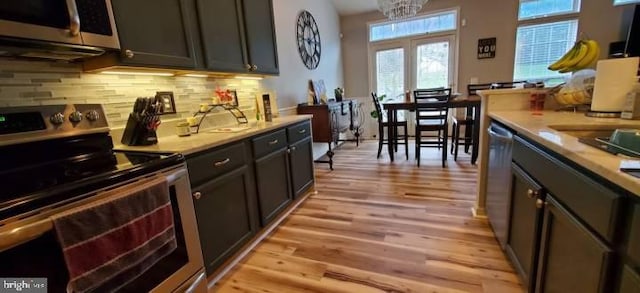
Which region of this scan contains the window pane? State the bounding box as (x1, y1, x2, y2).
(376, 48, 404, 100)
(416, 41, 450, 89)
(513, 20, 578, 81)
(370, 11, 456, 42)
(614, 0, 640, 5)
(518, 0, 580, 20)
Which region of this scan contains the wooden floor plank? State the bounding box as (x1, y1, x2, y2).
(213, 142, 523, 292)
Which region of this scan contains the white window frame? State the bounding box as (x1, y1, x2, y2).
(367, 8, 460, 93)
(514, 0, 580, 82)
(614, 0, 640, 6)
(518, 0, 581, 21)
(368, 9, 458, 43)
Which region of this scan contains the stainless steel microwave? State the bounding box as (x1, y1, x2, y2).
(0, 0, 120, 60)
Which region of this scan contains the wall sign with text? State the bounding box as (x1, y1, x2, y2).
(478, 38, 496, 59)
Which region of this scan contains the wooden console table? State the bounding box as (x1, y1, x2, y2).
(297, 99, 362, 170)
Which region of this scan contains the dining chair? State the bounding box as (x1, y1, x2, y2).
(371, 92, 409, 160)
(414, 88, 451, 167)
(450, 83, 492, 161)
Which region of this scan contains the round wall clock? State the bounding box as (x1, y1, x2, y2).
(296, 10, 321, 70)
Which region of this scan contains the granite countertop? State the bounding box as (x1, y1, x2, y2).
(114, 115, 312, 156)
(489, 110, 640, 195)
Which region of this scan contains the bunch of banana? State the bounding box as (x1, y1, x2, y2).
(548, 39, 600, 73)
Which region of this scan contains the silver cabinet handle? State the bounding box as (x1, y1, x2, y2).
(245, 64, 252, 70)
(125, 49, 135, 59)
(268, 139, 279, 145)
(251, 64, 258, 71)
(527, 189, 539, 199)
(214, 158, 230, 167)
(291, 146, 297, 151)
(66, 0, 81, 36)
(536, 199, 546, 209)
(298, 129, 307, 134)
(193, 192, 202, 200)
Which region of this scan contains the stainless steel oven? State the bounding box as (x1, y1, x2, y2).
(0, 0, 119, 59)
(0, 105, 206, 292)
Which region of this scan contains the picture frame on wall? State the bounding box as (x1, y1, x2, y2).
(156, 91, 177, 114)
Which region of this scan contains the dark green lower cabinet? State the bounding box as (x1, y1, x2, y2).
(192, 167, 256, 275)
(535, 196, 613, 293)
(506, 163, 544, 292)
(255, 148, 292, 225)
(289, 137, 314, 198)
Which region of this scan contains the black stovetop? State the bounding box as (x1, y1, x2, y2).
(0, 133, 183, 221)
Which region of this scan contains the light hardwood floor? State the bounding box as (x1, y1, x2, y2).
(213, 141, 524, 293)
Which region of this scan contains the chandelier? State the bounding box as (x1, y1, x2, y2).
(377, 0, 428, 20)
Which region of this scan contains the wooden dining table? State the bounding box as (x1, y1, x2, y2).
(382, 95, 482, 164)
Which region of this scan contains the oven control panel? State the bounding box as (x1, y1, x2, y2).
(0, 104, 109, 146)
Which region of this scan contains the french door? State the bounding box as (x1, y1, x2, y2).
(369, 34, 456, 137)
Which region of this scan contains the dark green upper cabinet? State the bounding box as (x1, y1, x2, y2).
(109, 0, 198, 68)
(242, 0, 279, 74)
(196, 0, 279, 74)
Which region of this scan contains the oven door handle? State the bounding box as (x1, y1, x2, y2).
(0, 218, 54, 253)
(0, 168, 188, 253)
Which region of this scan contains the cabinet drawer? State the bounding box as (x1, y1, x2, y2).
(628, 204, 640, 265)
(287, 121, 311, 144)
(187, 142, 246, 185)
(252, 129, 287, 158)
(513, 136, 621, 242)
(620, 266, 640, 293)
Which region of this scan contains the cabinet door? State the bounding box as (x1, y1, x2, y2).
(289, 137, 314, 198)
(255, 148, 291, 226)
(241, 0, 279, 74)
(535, 196, 613, 293)
(196, 0, 249, 72)
(192, 167, 256, 275)
(506, 163, 544, 292)
(111, 0, 197, 68)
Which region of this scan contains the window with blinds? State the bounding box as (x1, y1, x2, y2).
(614, 0, 640, 5)
(514, 0, 579, 82)
(514, 20, 578, 81)
(369, 11, 456, 42)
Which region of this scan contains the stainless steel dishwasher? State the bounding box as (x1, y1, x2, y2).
(486, 121, 514, 249)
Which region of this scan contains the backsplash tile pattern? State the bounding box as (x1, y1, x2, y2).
(0, 59, 262, 128)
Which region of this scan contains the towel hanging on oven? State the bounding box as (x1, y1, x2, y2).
(52, 177, 176, 293)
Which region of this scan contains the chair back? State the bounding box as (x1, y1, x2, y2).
(371, 92, 384, 124)
(414, 88, 451, 126)
(467, 83, 493, 96)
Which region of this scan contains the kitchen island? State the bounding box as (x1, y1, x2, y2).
(476, 88, 640, 292)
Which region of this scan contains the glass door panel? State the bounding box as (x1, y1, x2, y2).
(375, 47, 405, 100)
(413, 36, 455, 90)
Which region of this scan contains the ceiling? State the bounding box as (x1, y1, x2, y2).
(331, 0, 380, 16)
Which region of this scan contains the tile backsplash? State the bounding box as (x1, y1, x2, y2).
(0, 59, 263, 128)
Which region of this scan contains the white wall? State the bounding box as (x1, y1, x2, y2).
(263, 0, 344, 113)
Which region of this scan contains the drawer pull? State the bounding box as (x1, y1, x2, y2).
(536, 199, 547, 209)
(193, 192, 202, 200)
(214, 158, 231, 167)
(298, 129, 307, 134)
(268, 139, 279, 145)
(527, 189, 539, 199)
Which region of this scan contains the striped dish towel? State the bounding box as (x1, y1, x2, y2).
(52, 178, 177, 293)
